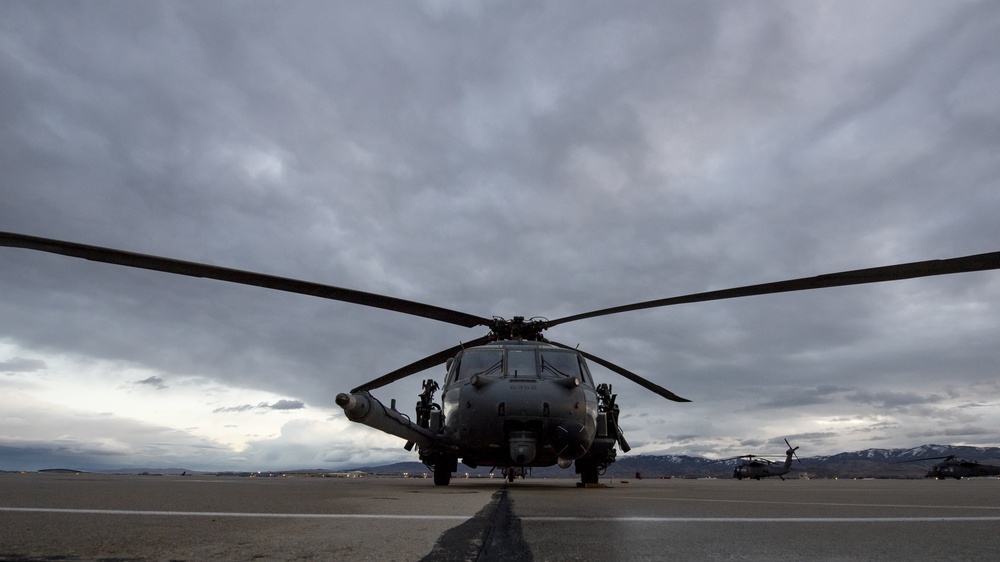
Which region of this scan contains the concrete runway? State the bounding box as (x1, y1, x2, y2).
(1, 473, 999, 561)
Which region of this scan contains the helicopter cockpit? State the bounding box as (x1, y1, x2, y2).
(448, 343, 595, 385)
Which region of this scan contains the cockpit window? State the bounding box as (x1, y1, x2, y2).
(506, 349, 537, 378)
(540, 351, 582, 380)
(456, 350, 503, 380)
(455, 348, 590, 382)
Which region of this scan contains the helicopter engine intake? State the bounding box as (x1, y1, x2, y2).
(552, 420, 590, 461)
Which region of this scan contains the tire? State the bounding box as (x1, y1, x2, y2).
(433, 467, 451, 486)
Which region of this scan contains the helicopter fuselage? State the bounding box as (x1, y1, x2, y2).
(337, 340, 625, 484)
(927, 460, 1000, 479)
(733, 445, 798, 480)
(437, 341, 600, 469)
(733, 461, 790, 480)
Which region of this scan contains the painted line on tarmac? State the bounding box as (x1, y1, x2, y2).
(3, 507, 999, 522)
(0, 507, 468, 520)
(606, 495, 1000, 511)
(520, 516, 1000, 522)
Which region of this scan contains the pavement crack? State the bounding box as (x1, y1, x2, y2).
(420, 489, 533, 562)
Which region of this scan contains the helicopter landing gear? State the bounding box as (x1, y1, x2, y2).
(433, 467, 451, 486)
(502, 467, 528, 482)
(576, 459, 600, 485)
(431, 455, 457, 486)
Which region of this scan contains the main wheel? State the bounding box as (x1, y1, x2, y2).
(578, 461, 599, 485)
(433, 467, 451, 486)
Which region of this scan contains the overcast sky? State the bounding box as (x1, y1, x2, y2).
(2, 1, 999, 472)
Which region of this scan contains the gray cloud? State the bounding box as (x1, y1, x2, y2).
(135, 376, 167, 390)
(212, 405, 255, 414)
(848, 390, 945, 409)
(0, 357, 46, 373)
(266, 400, 306, 411)
(212, 400, 305, 414)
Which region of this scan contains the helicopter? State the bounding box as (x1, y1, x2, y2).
(898, 455, 1000, 479)
(2, 231, 999, 486)
(721, 439, 800, 480)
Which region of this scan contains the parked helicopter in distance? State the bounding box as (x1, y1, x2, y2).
(899, 455, 1000, 479)
(2, 231, 999, 486)
(721, 439, 800, 480)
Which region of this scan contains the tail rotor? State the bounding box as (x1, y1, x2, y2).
(785, 439, 801, 463)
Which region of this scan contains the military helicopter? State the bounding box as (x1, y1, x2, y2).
(898, 455, 1000, 479)
(722, 439, 800, 480)
(2, 231, 999, 486)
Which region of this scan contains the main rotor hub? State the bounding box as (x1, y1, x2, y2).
(488, 316, 547, 341)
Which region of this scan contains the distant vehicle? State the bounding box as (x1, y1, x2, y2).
(899, 455, 1000, 479)
(722, 439, 800, 480)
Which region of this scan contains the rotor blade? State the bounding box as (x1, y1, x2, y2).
(713, 455, 754, 463)
(351, 334, 494, 393)
(895, 455, 955, 464)
(545, 251, 1000, 328)
(1, 231, 491, 328)
(547, 340, 690, 402)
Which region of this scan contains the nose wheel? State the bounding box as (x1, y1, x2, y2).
(502, 467, 528, 482)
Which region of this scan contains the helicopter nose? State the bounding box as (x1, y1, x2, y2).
(552, 421, 590, 460)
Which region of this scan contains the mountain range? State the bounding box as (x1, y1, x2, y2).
(39, 444, 1000, 479)
(346, 444, 1000, 480)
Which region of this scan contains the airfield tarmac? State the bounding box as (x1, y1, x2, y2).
(1, 473, 999, 561)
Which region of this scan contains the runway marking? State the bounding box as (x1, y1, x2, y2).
(0, 507, 468, 520)
(603, 495, 1000, 511)
(3, 507, 1000, 522)
(520, 516, 1000, 522)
